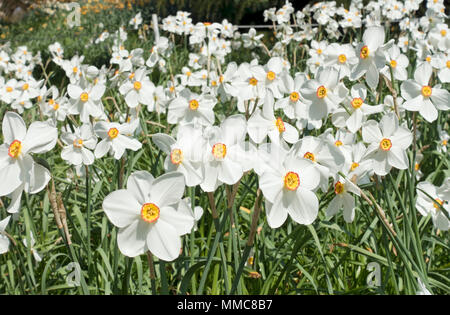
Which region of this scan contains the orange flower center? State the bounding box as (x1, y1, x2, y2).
(108, 128, 119, 139)
(212, 143, 227, 159)
(351, 162, 359, 171)
(334, 181, 344, 194)
(421, 86, 432, 97)
(8, 140, 22, 158)
(290, 91, 299, 102)
(390, 60, 397, 68)
(73, 138, 84, 148)
(80, 92, 89, 102)
(189, 99, 199, 110)
(335, 140, 343, 147)
(338, 54, 347, 63)
(249, 77, 258, 86)
(141, 203, 160, 223)
(360, 45, 369, 59)
(134, 81, 142, 90)
(351, 97, 363, 109)
(284, 171, 300, 191)
(304, 152, 315, 162)
(170, 149, 183, 165)
(380, 138, 392, 151)
(275, 117, 285, 133)
(316, 85, 327, 99)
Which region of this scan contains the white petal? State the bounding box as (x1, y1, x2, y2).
(147, 220, 181, 261)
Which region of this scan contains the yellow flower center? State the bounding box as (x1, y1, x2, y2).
(108, 128, 119, 139)
(266, 71, 276, 81)
(440, 30, 447, 37)
(414, 162, 420, 171)
(22, 83, 29, 91)
(249, 77, 258, 86)
(284, 171, 300, 191)
(80, 92, 89, 102)
(290, 91, 299, 102)
(338, 54, 347, 63)
(275, 117, 285, 133)
(380, 138, 392, 151)
(170, 148, 183, 165)
(212, 143, 227, 159)
(211, 80, 217, 86)
(134, 81, 142, 90)
(303, 152, 315, 162)
(129, 72, 135, 80)
(316, 85, 327, 99)
(186, 71, 192, 77)
(189, 99, 199, 110)
(390, 60, 397, 68)
(426, 56, 431, 62)
(334, 181, 344, 194)
(73, 66, 78, 73)
(8, 140, 22, 158)
(141, 203, 160, 223)
(335, 140, 343, 146)
(49, 99, 55, 105)
(53, 103, 60, 110)
(351, 162, 359, 171)
(351, 97, 363, 109)
(317, 49, 322, 55)
(442, 139, 448, 146)
(219, 75, 224, 83)
(433, 198, 443, 210)
(447, 61, 450, 68)
(73, 138, 84, 148)
(421, 86, 432, 97)
(6, 86, 13, 92)
(360, 45, 369, 59)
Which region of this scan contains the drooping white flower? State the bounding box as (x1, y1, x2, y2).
(326, 177, 360, 223)
(416, 181, 449, 231)
(0, 216, 11, 254)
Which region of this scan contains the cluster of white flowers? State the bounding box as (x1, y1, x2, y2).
(0, 0, 448, 262)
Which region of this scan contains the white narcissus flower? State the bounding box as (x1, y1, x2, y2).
(67, 79, 106, 123)
(332, 83, 383, 133)
(416, 181, 449, 231)
(167, 88, 216, 126)
(289, 135, 346, 192)
(0, 216, 11, 254)
(401, 62, 450, 123)
(201, 115, 250, 192)
(275, 72, 309, 119)
(362, 113, 412, 176)
(94, 120, 142, 160)
(119, 68, 156, 108)
(0, 112, 57, 213)
(301, 66, 347, 124)
(61, 124, 97, 166)
(247, 91, 298, 148)
(380, 44, 409, 81)
(326, 177, 361, 223)
(350, 26, 389, 89)
(102, 171, 194, 261)
(258, 144, 320, 228)
(324, 43, 358, 80)
(151, 125, 205, 187)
